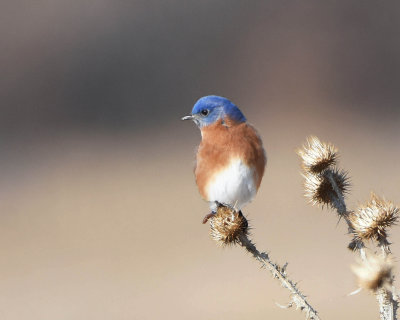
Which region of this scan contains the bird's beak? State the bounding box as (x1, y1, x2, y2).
(181, 115, 194, 121)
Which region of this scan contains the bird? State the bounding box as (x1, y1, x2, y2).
(182, 95, 266, 223)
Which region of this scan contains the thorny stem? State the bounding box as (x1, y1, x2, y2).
(326, 170, 361, 242)
(359, 247, 367, 262)
(377, 241, 398, 320)
(377, 289, 398, 320)
(238, 233, 321, 320)
(326, 170, 398, 320)
(326, 170, 347, 216)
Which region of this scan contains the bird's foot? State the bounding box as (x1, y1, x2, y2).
(202, 212, 216, 224)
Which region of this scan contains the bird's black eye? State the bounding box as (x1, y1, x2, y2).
(201, 109, 209, 116)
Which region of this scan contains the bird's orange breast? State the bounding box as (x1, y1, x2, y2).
(195, 119, 266, 200)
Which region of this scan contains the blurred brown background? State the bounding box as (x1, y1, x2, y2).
(1, 1, 400, 319)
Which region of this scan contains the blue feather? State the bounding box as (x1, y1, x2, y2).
(191, 95, 246, 127)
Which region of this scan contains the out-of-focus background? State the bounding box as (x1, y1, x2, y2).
(1, 1, 400, 319)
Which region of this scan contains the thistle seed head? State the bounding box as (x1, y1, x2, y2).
(303, 168, 350, 209)
(351, 253, 393, 292)
(349, 193, 399, 243)
(298, 136, 338, 174)
(210, 205, 248, 246)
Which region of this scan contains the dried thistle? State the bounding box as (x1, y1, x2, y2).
(209, 205, 321, 319)
(352, 253, 394, 292)
(303, 168, 349, 210)
(210, 205, 248, 245)
(349, 194, 399, 243)
(298, 136, 398, 320)
(298, 136, 338, 173)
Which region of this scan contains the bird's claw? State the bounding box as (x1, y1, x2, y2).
(202, 212, 216, 224)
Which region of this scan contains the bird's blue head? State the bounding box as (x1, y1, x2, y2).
(182, 95, 246, 128)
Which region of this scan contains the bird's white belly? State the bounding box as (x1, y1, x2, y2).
(205, 158, 257, 210)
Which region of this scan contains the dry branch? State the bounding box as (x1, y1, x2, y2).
(209, 205, 321, 320)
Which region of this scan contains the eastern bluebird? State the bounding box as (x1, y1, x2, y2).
(182, 95, 267, 223)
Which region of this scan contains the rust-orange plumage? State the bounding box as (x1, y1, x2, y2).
(182, 95, 266, 222)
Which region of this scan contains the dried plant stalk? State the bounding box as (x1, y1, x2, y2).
(210, 205, 321, 320)
(238, 234, 320, 320)
(299, 136, 399, 320)
(376, 238, 398, 320)
(377, 288, 399, 320)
